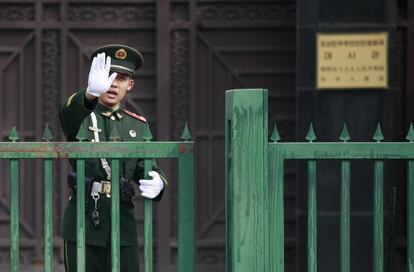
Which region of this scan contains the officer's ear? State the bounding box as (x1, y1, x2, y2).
(127, 77, 134, 92)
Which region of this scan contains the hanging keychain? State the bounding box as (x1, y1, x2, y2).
(91, 192, 101, 228)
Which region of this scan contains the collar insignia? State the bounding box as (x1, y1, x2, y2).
(101, 111, 111, 117)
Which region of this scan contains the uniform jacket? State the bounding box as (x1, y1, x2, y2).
(59, 89, 164, 247)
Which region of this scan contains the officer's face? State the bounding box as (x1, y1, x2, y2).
(99, 73, 134, 109)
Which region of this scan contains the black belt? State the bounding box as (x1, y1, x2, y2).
(67, 171, 135, 202)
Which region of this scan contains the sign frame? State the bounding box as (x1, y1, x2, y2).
(316, 32, 389, 90)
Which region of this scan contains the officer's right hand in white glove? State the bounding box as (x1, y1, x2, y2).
(86, 52, 118, 97)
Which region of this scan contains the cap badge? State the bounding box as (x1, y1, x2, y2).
(129, 130, 137, 138)
(115, 48, 127, 60)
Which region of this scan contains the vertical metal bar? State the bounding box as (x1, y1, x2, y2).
(144, 159, 153, 272)
(156, 0, 171, 138)
(409, 160, 414, 272)
(308, 160, 317, 272)
(189, 0, 197, 128)
(341, 160, 350, 272)
(155, 1, 172, 268)
(44, 159, 53, 272)
(111, 159, 120, 272)
(226, 117, 233, 272)
(225, 89, 269, 271)
(10, 159, 19, 272)
(207, 45, 213, 221)
(76, 159, 86, 272)
(269, 146, 284, 272)
(178, 145, 195, 272)
(59, 2, 68, 263)
(35, 3, 44, 262)
(374, 160, 384, 272)
(408, 160, 414, 272)
(406, 2, 414, 123)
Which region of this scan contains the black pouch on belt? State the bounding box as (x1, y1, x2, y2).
(67, 171, 94, 193)
(120, 177, 136, 202)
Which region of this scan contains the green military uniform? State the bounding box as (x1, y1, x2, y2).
(59, 45, 165, 272)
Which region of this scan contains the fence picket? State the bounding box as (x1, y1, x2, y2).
(340, 160, 350, 272)
(111, 159, 121, 272)
(178, 146, 195, 272)
(308, 160, 317, 272)
(408, 160, 414, 272)
(269, 147, 284, 272)
(10, 158, 19, 272)
(144, 158, 153, 272)
(76, 159, 86, 272)
(374, 160, 384, 272)
(44, 159, 53, 272)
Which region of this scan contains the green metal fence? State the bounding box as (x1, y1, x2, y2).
(226, 89, 414, 272)
(0, 123, 194, 272)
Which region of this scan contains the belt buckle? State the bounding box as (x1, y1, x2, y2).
(101, 181, 111, 198)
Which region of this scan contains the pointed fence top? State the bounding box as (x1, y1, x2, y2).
(406, 123, 414, 142)
(339, 123, 351, 142)
(9, 126, 19, 142)
(142, 123, 153, 141)
(270, 123, 281, 142)
(42, 123, 53, 142)
(373, 122, 384, 142)
(305, 123, 317, 142)
(110, 123, 121, 142)
(181, 122, 191, 141)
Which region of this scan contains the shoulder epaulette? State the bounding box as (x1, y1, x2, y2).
(123, 109, 147, 123)
(66, 93, 77, 107)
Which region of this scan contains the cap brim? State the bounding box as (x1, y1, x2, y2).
(110, 65, 134, 75)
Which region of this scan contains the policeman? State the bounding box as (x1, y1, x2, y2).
(59, 44, 166, 272)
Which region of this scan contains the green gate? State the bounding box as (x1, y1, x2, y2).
(0, 123, 194, 272)
(226, 89, 414, 272)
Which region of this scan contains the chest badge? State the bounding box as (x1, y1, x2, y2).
(129, 130, 137, 138)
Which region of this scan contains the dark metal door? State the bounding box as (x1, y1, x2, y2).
(0, 1, 297, 271)
(188, 2, 296, 270)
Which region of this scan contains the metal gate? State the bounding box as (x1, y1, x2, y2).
(0, 2, 296, 270)
(0, 124, 194, 272)
(226, 89, 413, 271)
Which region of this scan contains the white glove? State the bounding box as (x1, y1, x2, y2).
(139, 171, 164, 199)
(86, 52, 118, 97)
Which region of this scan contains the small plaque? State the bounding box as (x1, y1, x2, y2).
(316, 32, 388, 90)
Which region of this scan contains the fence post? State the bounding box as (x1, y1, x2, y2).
(225, 89, 269, 272)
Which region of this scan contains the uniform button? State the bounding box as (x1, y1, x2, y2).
(111, 116, 115, 121)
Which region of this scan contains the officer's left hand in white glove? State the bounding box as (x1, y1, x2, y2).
(139, 171, 164, 199)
